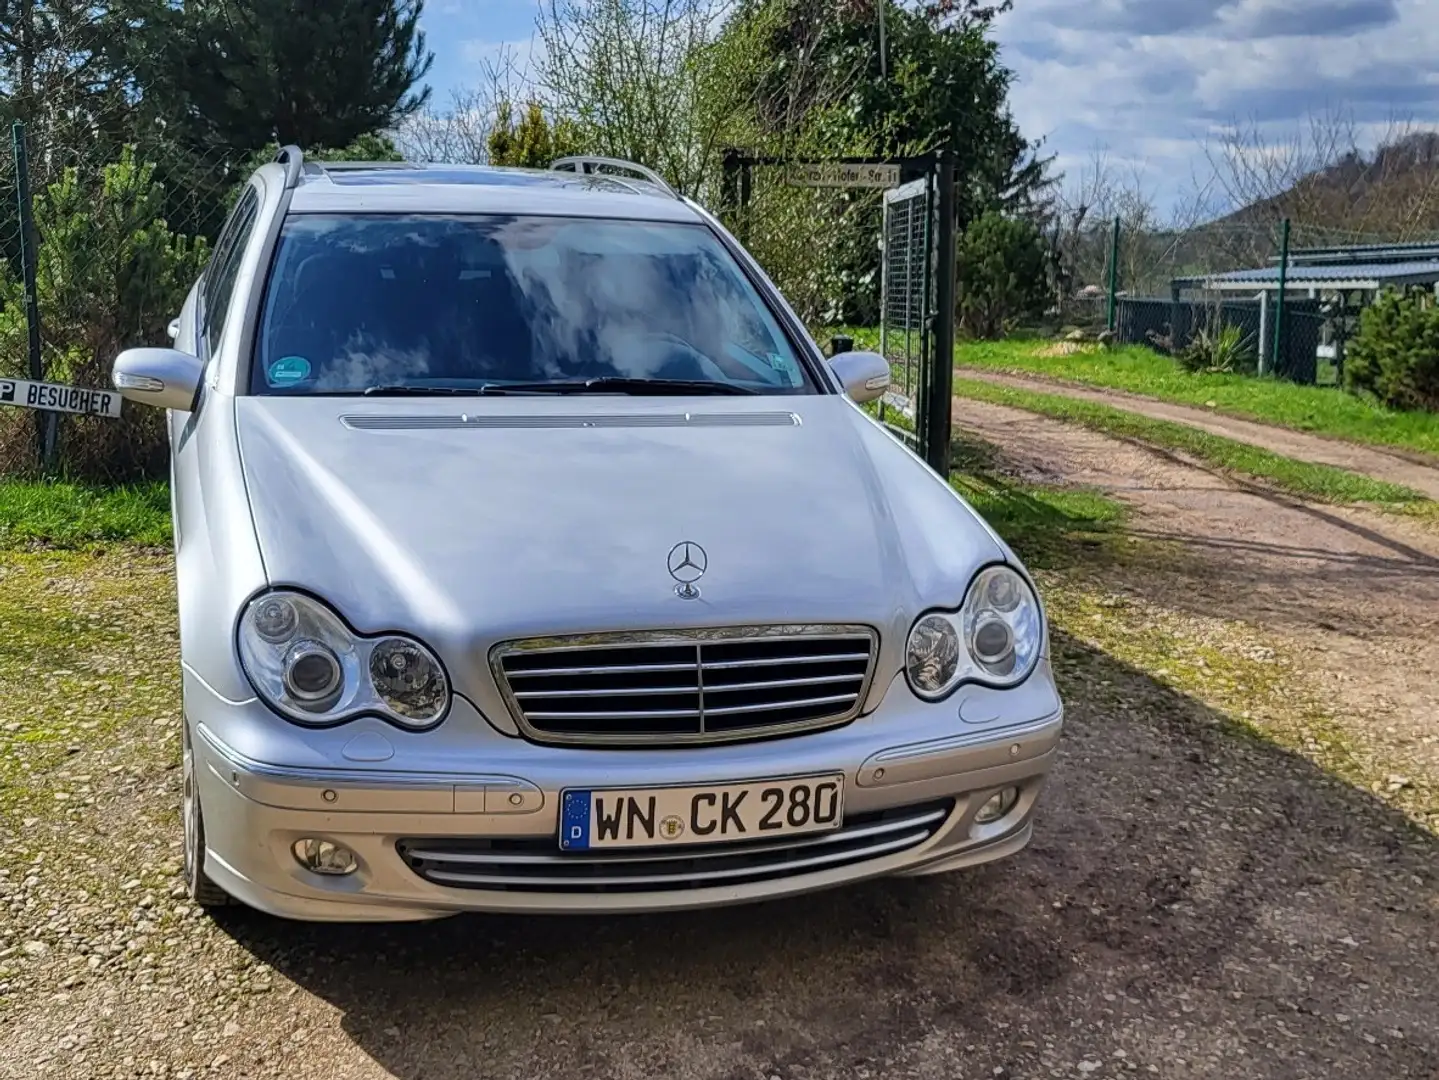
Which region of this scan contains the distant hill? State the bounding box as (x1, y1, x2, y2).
(1216, 131, 1439, 237)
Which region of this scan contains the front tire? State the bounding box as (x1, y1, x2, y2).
(182, 721, 231, 908)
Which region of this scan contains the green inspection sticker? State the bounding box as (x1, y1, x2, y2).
(268, 355, 312, 386)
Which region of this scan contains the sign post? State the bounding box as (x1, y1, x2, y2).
(11, 120, 59, 469)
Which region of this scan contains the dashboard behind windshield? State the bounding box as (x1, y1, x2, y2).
(249, 214, 818, 396)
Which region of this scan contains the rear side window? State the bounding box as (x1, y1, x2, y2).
(249, 214, 815, 395)
(203, 188, 261, 355)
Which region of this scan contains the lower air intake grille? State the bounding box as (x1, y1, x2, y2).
(398, 801, 951, 894)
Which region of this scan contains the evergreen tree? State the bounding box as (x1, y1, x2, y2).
(487, 101, 582, 169)
(133, 0, 433, 152)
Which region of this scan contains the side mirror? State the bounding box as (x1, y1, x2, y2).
(166, 318, 181, 342)
(112, 348, 203, 412)
(828, 350, 891, 405)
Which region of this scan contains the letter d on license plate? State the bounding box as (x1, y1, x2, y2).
(560, 775, 844, 851)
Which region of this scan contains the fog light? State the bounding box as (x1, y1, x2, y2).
(292, 838, 358, 876)
(974, 787, 1020, 824)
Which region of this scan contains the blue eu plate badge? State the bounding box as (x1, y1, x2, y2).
(560, 790, 592, 850)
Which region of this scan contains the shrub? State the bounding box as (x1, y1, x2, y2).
(956, 211, 1049, 340)
(1345, 290, 1439, 412)
(1175, 320, 1256, 375)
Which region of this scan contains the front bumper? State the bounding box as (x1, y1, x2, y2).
(189, 669, 1064, 921)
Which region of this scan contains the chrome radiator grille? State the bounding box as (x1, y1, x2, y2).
(491, 625, 878, 746)
(399, 802, 951, 893)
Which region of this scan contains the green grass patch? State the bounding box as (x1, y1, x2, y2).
(0, 480, 171, 547)
(0, 550, 180, 829)
(955, 338, 1439, 459)
(941, 428, 1132, 569)
(953, 377, 1431, 507)
(1044, 581, 1436, 833)
(955, 474, 1129, 569)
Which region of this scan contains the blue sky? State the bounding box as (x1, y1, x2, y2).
(420, 0, 539, 102)
(417, 0, 1439, 215)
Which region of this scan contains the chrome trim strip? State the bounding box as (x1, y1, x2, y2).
(513, 684, 699, 699)
(508, 652, 871, 680)
(498, 626, 874, 652)
(194, 722, 511, 789)
(523, 693, 859, 722)
(489, 624, 880, 748)
(703, 692, 858, 716)
(703, 652, 871, 670)
(512, 661, 698, 678)
(697, 673, 865, 694)
(418, 830, 932, 888)
(863, 710, 1064, 768)
(525, 706, 703, 721)
(402, 807, 949, 866)
(341, 412, 804, 432)
(515, 672, 861, 700)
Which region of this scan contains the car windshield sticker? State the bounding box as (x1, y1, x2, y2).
(267, 355, 312, 387)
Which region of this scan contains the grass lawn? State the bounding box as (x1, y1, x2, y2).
(0, 480, 171, 547)
(952, 377, 1432, 508)
(954, 338, 1439, 459)
(0, 549, 179, 829)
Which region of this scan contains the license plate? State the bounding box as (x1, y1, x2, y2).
(559, 775, 845, 851)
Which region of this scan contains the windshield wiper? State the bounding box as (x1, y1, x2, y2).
(361, 385, 491, 397)
(478, 377, 759, 396)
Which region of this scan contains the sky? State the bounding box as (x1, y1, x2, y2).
(417, 0, 1439, 215)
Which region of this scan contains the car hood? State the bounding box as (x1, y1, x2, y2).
(235, 395, 1009, 713)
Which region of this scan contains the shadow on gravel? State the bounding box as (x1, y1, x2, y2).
(218, 632, 1438, 1080)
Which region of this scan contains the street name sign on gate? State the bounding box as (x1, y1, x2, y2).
(0, 377, 123, 418)
(789, 163, 902, 189)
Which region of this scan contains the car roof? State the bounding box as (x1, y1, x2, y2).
(279, 161, 706, 224)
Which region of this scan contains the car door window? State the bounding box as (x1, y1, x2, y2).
(203, 187, 262, 357)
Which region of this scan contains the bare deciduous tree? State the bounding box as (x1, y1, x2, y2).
(531, 0, 766, 197)
(1200, 109, 1439, 245)
(394, 45, 533, 164)
(1049, 146, 1209, 306)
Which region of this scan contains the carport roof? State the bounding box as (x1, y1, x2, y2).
(1174, 260, 1439, 293)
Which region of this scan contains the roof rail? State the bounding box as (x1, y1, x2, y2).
(550, 156, 678, 198)
(275, 145, 304, 190)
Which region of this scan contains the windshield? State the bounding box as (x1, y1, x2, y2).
(250, 214, 816, 395)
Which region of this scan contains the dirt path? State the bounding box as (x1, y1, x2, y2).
(954, 397, 1439, 803)
(957, 367, 1439, 501)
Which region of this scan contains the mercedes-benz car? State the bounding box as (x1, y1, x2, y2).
(111, 149, 1064, 922)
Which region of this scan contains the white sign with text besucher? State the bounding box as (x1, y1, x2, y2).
(0, 377, 123, 418)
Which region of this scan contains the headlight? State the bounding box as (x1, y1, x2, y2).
(904, 565, 1043, 700)
(237, 590, 450, 728)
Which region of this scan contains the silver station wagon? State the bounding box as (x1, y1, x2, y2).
(112, 149, 1064, 921)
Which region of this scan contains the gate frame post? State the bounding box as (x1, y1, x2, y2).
(925, 146, 957, 478)
(11, 120, 56, 471)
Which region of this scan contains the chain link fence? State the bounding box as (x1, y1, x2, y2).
(1076, 216, 1439, 387)
(0, 119, 253, 482)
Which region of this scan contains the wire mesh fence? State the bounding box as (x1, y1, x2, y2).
(879, 177, 931, 431)
(0, 118, 253, 482)
(1076, 215, 1439, 387)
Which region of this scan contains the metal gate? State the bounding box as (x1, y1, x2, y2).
(720, 149, 957, 476)
(878, 177, 932, 453)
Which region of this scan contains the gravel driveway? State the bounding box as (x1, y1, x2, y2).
(2, 407, 1436, 1078)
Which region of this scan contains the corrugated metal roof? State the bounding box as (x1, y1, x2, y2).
(1177, 260, 1439, 289)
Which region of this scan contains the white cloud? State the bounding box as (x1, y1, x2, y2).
(994, 0, 1439, 213)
